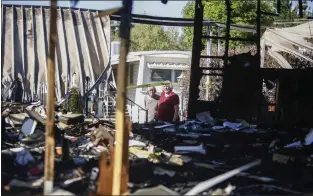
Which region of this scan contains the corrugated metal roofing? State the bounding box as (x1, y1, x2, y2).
(1, 5, 110, 101)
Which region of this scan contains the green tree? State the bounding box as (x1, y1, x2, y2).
(277, 0, 309, 20)
(182, 0, 277, 49)
(112, 23, 188, 52)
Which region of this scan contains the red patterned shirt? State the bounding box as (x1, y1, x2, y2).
(157, 91, 179, 122)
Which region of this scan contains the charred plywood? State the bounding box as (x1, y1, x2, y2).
(1, 5, 110, 100)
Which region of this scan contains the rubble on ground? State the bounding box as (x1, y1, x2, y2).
(2, 102, 313, 195)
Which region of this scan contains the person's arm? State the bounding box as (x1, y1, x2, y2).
(173, 104, 179, 121)
(172, 94, 180, 121)
(154, 99, 158, 115)
(155, 97, 161, 118)
(144, 97, 147, 109)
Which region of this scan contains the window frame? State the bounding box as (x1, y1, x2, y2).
(150, 69, 172, 82)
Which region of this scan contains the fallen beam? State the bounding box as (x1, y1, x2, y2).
(185, 159, 262, 195)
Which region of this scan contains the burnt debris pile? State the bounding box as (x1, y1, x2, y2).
(1, 103, 313, 195)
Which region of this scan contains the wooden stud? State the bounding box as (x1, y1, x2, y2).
(112, 36, 129, 195)
(112, 1, 133, 193)
(43, 0, 57, 194)
(97, 148, 114, 195)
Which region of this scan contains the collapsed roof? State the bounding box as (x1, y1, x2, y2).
(1, 5, 111, 101)
(261, 21, 313, 69)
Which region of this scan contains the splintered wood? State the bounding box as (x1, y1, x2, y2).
(97, 148, 114, 195)
(97, 118, 132, 196)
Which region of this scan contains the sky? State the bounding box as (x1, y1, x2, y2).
(2, 0, 190, 18)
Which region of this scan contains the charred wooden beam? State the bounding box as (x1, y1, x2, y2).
(187, 0, 203, 118)
(299, 0, 303, 18)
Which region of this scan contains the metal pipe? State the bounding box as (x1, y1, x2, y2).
(30, 6, 36, 101)
(40, 7, 48, 83)
(1, 5, 4, 75)
(12, 5, 15, 81)
(21, 6, 25, 85)
(185, 159, 262, 195)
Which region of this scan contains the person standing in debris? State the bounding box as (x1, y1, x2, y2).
(144, 87, 160, 123)
(157, 82, 180, 122)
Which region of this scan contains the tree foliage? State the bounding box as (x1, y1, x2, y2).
(277, 0, 309, 20)
(62, 87, 83, 113)
(182, 0, 277, 49)
(112, 23, 188, 52)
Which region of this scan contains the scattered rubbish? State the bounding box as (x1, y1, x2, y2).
(176, 133, 200, 138)
(29, 163, 44, 176)
(20, 118, 38, 136)
(154, 122, 175, 129)
(284, 141, 302, 148)
(305, 129, 313, 146)
(272, 153, 293, 164)
(209, 184, 236, 196)
(48, 188, 75, 195)
(284, 129, 313, 148)
(163, 127, 177, 132)
(222, 120, 257, 131)
(129, 140, 146, 147)
(196, 112, 214, 124)
(154, 167, 176, 177)
(2, 103, 313, 195)
(211, 161, 225, 166)
(174, 144, 206, 155)
(12, 147, 35, 165)
(185, 159, 262, 195)
(223, 121, 242, 130)
(133, 185, 179, 195)
(236, 184, 303, 195)
(58, 113, 84, 125)
(7, 177, 44, 189)
(73, 157, 87, 165)
(238, 172, 277, 183)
